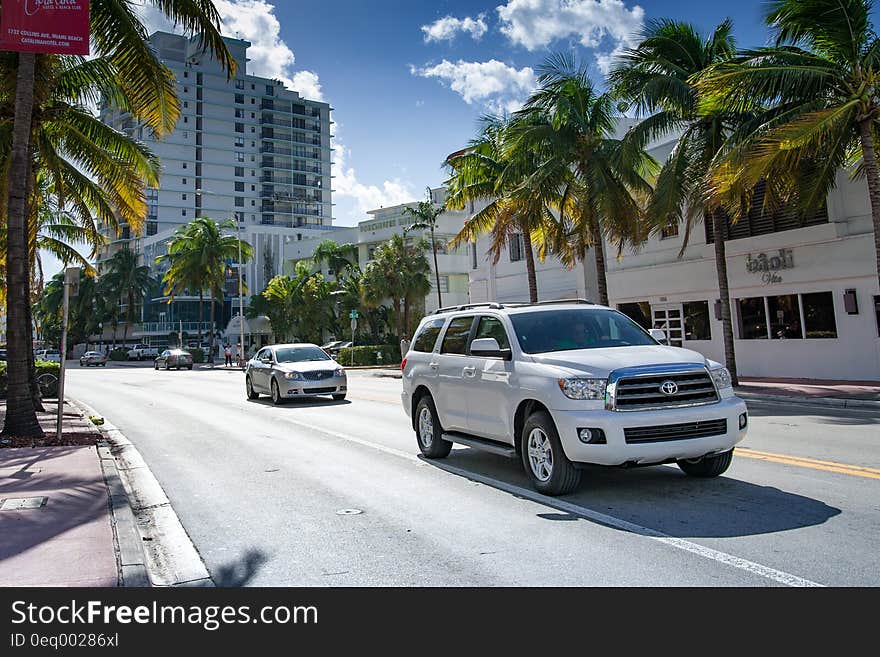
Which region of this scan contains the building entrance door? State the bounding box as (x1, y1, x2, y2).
(652, 305, 684, 347)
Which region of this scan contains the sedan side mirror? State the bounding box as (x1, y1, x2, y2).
(470, 337, 512, 360)
(649, 328, 668, 344)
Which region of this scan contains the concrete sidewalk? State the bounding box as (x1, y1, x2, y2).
(736, 377, 880, 409)
(0, 399, 129, 586)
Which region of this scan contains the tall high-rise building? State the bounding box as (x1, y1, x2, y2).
(97, 31, 339, 346)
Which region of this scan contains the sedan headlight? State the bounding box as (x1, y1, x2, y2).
(283, 371, 303, 380)
(558, 378, 607, 400)
(710, 367, 732, 390)
(334, 368, 345, 377)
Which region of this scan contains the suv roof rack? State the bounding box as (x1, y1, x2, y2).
(504, 298, 595, 307)
(431, 302, 504, 315)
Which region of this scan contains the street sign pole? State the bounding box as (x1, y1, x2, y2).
(348, 310, 359, 367)
(56, 267, 79, 441)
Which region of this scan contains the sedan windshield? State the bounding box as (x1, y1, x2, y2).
(275, 346, 331, 363)
(509, 309, 657, 354)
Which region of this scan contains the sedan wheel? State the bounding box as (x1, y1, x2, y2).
(246, 376, 260, 400)
(271, 379, 284, 405)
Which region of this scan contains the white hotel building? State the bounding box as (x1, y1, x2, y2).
(97, 32, 338, 343)
(469, 133, 880, 382)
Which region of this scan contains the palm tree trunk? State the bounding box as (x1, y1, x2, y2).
(857, 119, 880, 295)
(521, 234, 539, 303)
(710, 207, 738, 386)
(430, 226, 442, 308)
(2, 53, 42, 438)
(197, 291, 203, 345)
(589, 220, 609, 306)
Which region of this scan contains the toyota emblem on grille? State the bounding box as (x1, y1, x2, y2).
(659, 380, 679, 396)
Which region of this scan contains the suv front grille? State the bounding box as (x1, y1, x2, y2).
(614, 370, 718, 410)
(302, 370, 334, 381)
(624, 419, 727, 444)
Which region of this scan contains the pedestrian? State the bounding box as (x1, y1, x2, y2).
(234, 343, 241, 367)
(224, 344, 232, 367)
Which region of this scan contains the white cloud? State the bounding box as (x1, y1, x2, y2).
(421, 14, 489, 42)
(332, 133, 415, 217)
(136, 0, 323, 99)
(411, 59, 536, 114)
(496, 0, 644, 72)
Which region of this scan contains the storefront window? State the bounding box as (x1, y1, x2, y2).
(802, 291, 838, 339)
(617, 302, 652, 330)
(683, 301, 711, 340)
(737, 297, 769, 339)
(768, 294, 803, 339)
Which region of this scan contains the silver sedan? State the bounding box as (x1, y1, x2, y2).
(245, 343, 348, 405)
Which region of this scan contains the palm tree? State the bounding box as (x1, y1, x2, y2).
(516, 53, 654, 307)
(311, 240, 359, 278)
(694, 0, 880, 297)
(100, 248, 153, 347)
(445, 115, 556, 302)
(2, 54, 161, 437)
(401, 187, 445, 308)
(157, 217, 253, 349)
(609, 19, 744, 383)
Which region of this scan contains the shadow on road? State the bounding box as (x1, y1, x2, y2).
(247, 398, 351, 409)
(212, 548, 269, 587)
(425, 449, 841, 540)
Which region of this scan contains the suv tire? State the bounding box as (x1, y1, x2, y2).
(677, 449, 734, 477)
(521, 411, 581, 496)
(414, 395, 452, 459)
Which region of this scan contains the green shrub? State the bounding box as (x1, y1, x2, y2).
(335, 344, 401, 366)
(109, 348, 128, 361)
(0, 360, 60, 397)
(189, 347, 205, 363)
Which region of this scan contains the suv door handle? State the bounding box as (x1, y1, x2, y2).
(462, 366, 476, 377)
(429, 362, 439, 370)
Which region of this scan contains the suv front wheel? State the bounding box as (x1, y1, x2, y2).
(414, 395, 452, 458)
(677, 449, 734, 477)
(521, 411, 581, 496)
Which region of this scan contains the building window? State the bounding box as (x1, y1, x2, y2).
(183, 101, 188, 108)
(617, 302, 652, 330)
(182, 178, 187, 185)
(683, 301, 711, 340)
(182, 162, 187, 169)
(768, 294, 803, 339)
(181, 209, 187, 216)
(235, 136, 244, 147)
(251, 98, 255, 104)
(235, 151, 245, 162)
(235, 197, 244, 207)
(802, 292, 838, 339)
(184, 71, 189, 78)
(737, 297, 769, 340)
(183, 116, 188, 123)
(181, 193, 187, 200)
(235, 122, 244, 133)
(438, 276, 449, 294)
(660, 222, 679, 239)
(509, 234, 524, 262)
(251, 184, 256, 192)
(471, 243, 478, 270)
(235, 108, 243, 118)
(235, 79, 244, 89)
(297, 233, 302, 241)
(250, 126, 256, 133)
(234, 212, 245, 223)
(235, 181, 244, 192)
(235, 166, 244, 177)
(235, 93, 244, 104)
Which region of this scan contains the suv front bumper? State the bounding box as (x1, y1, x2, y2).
(550, 396, 748, 466)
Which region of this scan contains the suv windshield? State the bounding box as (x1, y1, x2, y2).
(275, 346, 330, 363)
(510, 308, 657, 354)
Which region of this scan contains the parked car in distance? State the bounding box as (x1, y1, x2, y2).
(35, 349, 61, 363)
(0, 349, 6, 361)
(79, 351, 108, 367)
(327, 341, 352, 357)
(154, 349, 193, 370)
(402, 300, 748, 496)
(245, 343, 347, 405)
(127, 344, 159, 361)
(320, 340, 344, 355)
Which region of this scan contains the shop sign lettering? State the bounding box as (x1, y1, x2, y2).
(746, 249, 794, 285)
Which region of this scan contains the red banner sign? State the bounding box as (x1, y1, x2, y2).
(0, 0, 90, 55)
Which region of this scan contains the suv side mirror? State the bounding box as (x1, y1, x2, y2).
(470, 337, 512, 360)
(649, 328, 668, 344)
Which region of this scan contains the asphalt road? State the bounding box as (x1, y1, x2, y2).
(67, 363, 880, 586)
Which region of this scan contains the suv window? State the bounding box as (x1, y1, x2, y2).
(510, 308, 656, 354)
(412, 318, 445, 352)
(440, 316, 475, 354)
(472, 316, 510, 351)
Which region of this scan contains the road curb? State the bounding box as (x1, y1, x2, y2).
(736, 390, 880, 410)
(69, 397, 215, 588)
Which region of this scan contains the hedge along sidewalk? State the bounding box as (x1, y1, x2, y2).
(336, 345, 401, 366)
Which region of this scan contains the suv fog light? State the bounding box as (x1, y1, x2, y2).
(578, 428, 606, 444)
(739, 412, 748, 430)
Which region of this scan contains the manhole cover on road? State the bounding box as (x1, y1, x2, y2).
(0, 497, 48, 511)
(336, 508, 363, 516)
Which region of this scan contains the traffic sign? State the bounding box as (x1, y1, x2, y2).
(348, 310, 359, 319)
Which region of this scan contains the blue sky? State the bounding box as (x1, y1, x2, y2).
(41, 0, 836, 278)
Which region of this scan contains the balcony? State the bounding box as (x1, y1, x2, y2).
(136, 321, 215, 336)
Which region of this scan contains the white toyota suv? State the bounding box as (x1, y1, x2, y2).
(401, 301, 748, 496)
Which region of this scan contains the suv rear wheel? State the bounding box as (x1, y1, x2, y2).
(415, 395, 452, 458)
(677, 449, 734, 477)
(521, 411, 581, 496)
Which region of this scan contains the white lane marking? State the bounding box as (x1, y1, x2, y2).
(271, 416, 824, 588)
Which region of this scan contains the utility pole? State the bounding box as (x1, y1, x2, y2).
(56, 267, 79, 441)
(237, 218, 245, 368)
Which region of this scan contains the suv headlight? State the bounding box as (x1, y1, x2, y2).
(710, 367, 732, 390)
(283, 371, 303, 380)
(334, 368, 345, 377)
(558, 378, 607, 400)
